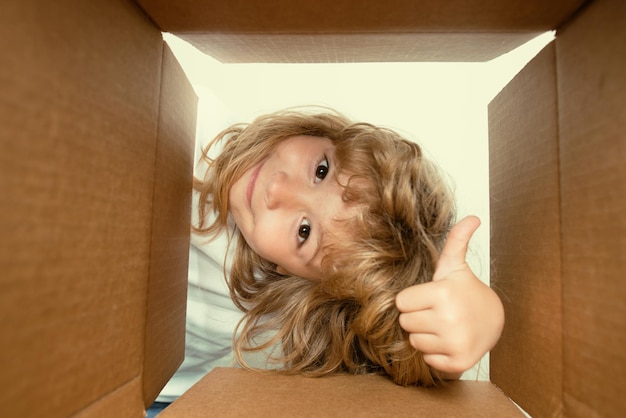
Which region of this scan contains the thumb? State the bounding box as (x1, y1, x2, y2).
(433, 216, 480, 281)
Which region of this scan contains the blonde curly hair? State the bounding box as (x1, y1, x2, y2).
(194, 108, 455, 386)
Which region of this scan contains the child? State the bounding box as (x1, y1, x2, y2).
(193, 108, 504, 386)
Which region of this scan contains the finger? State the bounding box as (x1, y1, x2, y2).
(398, 310, 439, 334)
(422, 353, 459, 373)
(433, 216, 480, 281)
(407, 332, 444, 354)
(395, 281, 439, 312)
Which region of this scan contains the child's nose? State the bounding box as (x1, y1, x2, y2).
(265, 171, 299, 210)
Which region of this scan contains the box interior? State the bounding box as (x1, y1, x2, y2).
(160, 368, 524, 417)
(136, 0, 585, 63)
(1, 0, 195, 416)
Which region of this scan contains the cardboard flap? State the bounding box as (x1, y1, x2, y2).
(488, 43, 563, 417)
(0, 0, 167, 416)
(168, 32, 542, 64)
(136, 0, 586, 62)
(160, 368, 524, 417)
(142, 43, 197, 406)
(556, 0, 626, 415)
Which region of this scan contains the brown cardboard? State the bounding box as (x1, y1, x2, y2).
(488, 43, 563, 417)
(556, 0, 626, 416)
(168, 32, 543, 64)
(488, 0, 626, 416)
(2, 0, 625, 417)
(137, 0, 584, 63)
(0, 0, 195, 416)
(139, 0, 583, 32)
(160, 368, 524, 417)
(142, 42, 196, 405)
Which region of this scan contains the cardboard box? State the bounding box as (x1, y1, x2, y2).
(1, 0, 624, 416)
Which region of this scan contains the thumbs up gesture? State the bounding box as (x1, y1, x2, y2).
(395, 216, 505, 378)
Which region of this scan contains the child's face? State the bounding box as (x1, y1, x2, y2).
(229, 135, 358, 280)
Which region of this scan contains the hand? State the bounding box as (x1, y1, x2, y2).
(395, 216, 504, 377)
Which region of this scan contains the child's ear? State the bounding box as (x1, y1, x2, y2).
(276, 265, 291, 276)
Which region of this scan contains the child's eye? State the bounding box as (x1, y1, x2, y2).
(298, 218, 311, 245)
(315, 157, 329, 183)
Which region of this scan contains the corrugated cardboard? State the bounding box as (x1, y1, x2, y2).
(159, 368, 523, 417)
(1, 0, 624, 416)
(139, 0, 583, 32)
(136, 0, 584, 62)
(556, 0, 626, 416)
(489, 42, 563, 418)
(489, 0, 626, 416)
(142, 36, 196, 406)
(0, 0, 195, 416)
